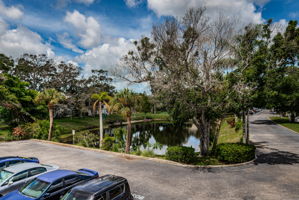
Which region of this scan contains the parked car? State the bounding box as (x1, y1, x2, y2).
(0, 157, 39, 170)
(61, 175, 133, 200)
(0, 163, 58, 196)
(0, 168, 99, 200)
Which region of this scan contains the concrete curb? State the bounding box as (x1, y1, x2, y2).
(30, 139, 256, 169)
(267, 117, 299, 135)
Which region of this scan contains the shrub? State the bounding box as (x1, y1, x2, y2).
(12, 127, 30, 139)
(166, 146, 196, 164)
(141, 150, 155, 157)
(235, 118, 242, 131)
(102, 136, 115, 151)
(215, 143, 255, 164)
(75, 131, 98, 148)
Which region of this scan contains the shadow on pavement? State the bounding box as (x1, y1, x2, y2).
(251, 120, 275, 125)
(254, 150, 299, 165)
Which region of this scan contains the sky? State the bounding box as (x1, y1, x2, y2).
(0, 0, 298, 91)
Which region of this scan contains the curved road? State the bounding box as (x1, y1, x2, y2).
(0, 111, 298, 199)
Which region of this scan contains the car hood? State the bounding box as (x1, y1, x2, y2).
(1, 191, 34, 200)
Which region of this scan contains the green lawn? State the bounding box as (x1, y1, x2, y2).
(218, 120, 242, 144)
(0, 122, 11, 141)
(270, 117, 299, 133)
(56, 112, 170, 134)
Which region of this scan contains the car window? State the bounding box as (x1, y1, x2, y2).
(48, 179, 64, 193)
(30, 167, 47, 176)
(11, 170, 29, 182)
(20, 179, 50, 199)
(64, 175, 80, 187)
(109, 185, 124, 199)
(0, 170, 13, 185)
(96, 193, 107, 200)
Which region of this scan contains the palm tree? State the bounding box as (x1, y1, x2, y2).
(91, 92, 111, 148)
(112, 89, 138, 154)
(34, 89, 65, 141)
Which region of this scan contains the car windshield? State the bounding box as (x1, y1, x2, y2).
(20, 179, 50, 198)
(0, 170, 13, 184)
(61, 190, 93, 200)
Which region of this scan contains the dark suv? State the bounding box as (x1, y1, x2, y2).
(61, 175, 133, 200)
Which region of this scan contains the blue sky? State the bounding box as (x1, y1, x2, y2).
(0, 0, 298, 90)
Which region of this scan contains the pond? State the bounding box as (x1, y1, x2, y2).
(63, 121, 201, 155)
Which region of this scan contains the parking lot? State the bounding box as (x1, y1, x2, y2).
(0, 112, 299, 200)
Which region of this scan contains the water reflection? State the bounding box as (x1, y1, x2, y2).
(109, 122, 201, 155)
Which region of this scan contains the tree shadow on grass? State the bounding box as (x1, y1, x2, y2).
(254, 150, 299, 165)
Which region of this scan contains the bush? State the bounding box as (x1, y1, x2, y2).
(166, 146, 196, 164)
(75, 131, 98, 148)
(215, 143, 255, 164)
(102, 136, 115, 151)
(141, 150, 155, 157)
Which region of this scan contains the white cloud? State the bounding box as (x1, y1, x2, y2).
(55, 0, 95, 8)
(249, 0, 270, 6)
(74, 0, 95, 4)
(0, 0, 23, 19)
(57, 32, 84, 53)
(147, 0, 263, 24)
(76, 37, 134, 75)
(64, 10, 101, 49)
(289, 12, 299, 18)
(271, 19, 288, 37)
(125, 0, 143, 8)
(0, 20, 54, 58)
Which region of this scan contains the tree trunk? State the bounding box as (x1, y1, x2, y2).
(211, 119, 223, 153)
(193, 114, 210, 156)
(242, 110, 246, 143)
(290, 112, 296, 123)
(125, 116, 132, 154)
(48, 105, 54, 141)
(246, 110, 250, 144)
(99, 102, 103, 148)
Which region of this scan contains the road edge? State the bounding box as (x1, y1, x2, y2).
(267, 117, 299, 135)
(30, 139, 255, 169)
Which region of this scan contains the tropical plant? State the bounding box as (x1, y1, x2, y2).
(34, 89, 65, 140)
(91, 91, 111, 148)
(111, 89, 139, 153)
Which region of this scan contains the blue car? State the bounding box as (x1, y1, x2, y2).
(0, 157, 39, 170)
(0, 168, 99, 200)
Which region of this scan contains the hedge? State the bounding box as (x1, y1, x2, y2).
(165, 146, 196, 164)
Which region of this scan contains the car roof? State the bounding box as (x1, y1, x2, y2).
(37, 170, 77, 183)
(0, 156, 28, 162)
(71, 175, 126, 195)
(4, 163, 44, 174)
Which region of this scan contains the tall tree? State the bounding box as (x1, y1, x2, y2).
(34, 89, 65, 140)
(117, 8, 235, 155)
(91, 92, 111, 148)
(112, 89, 139, 154)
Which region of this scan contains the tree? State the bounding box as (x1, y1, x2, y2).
(34, 89, 65, 141)
(91, 92, 111, 148)
(117, 8, 235, 155)
(112, 89, 139, 154)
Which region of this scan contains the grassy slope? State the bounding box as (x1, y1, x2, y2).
(218, 120, 242, 144)
(270, 117, 299, 133)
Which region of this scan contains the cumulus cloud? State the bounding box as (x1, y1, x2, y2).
(0, 0, 23, 19)
(0, 20, 54, 58)
(57, 32, 84, 53)
(125, 0, 143, 8)
(147, 0, 263, 24)
(76, 37, 134, 75)
(64, 10, 101, 49)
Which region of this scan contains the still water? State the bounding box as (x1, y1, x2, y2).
(106, 122, 200, 155)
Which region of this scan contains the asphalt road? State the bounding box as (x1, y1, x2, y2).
(0, 111, 299, 200)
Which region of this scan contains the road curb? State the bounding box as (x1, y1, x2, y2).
(267, 117, 299, 135)
(30, 139, 256, 169)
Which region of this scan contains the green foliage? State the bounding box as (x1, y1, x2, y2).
(215, 143, 255, 163)
(75, 131, 98, 148)
(141, 150, 155, 157)
(22, 120, 64, 141)
(102, 136, 115, 151)
(226, 117, 236, 128)
(165, 146, 196, 164)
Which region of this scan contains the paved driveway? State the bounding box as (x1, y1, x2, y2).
(0, 111, 298, 200)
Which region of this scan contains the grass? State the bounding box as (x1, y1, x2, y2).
(270, 117, 299, 133)
(218, 119, 242, 144)
(0, 122, 11, 141)
(55, 112, 170, 134)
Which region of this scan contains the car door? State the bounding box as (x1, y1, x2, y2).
(0, 170, 29, 194)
